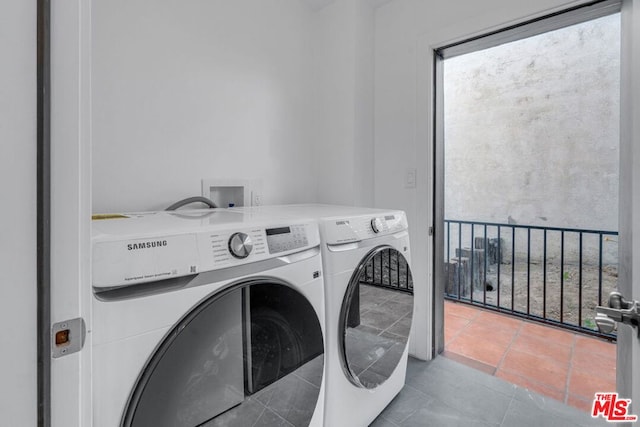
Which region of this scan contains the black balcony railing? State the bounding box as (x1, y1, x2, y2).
(444, 219, 618, 340)
(359, 248, 414, 294)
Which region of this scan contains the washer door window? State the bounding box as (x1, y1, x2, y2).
(339, 246, 413, 389)
(123, 280, 324, 427)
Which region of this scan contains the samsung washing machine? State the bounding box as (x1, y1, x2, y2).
(230, 205, 414, 427)
(91, 209, 326, 427)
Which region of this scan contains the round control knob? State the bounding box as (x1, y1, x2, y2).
(228, 232, 253, 259)
(371, 217, 383, 234)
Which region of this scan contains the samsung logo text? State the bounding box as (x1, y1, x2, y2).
(127, 240, 168, 251)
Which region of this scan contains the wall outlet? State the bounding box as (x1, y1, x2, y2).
(253, 193, 262, 206)
(202, 178, 262, 207)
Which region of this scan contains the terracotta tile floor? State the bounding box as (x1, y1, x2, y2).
(443, 300, 617, 413)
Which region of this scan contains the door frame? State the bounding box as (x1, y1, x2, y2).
(37, 0, 51, 424)
(617, 0, 640, 411)
(48, 1, 93, 426)
(428, 3, 636, 409)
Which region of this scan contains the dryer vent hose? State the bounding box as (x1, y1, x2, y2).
(165, 196, 217, 211)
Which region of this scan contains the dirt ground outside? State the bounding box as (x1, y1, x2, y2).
(446, 260, 618, 334)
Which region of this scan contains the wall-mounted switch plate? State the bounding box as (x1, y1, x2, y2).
(405, 168, 417, 189)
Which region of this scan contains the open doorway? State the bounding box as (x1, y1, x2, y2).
(434, 3, 622, 412)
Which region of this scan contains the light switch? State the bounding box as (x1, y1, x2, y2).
(405, 168, 417, 189)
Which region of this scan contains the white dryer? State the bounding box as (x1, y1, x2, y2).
(230, 205, 414, 427)
(91, 209, 326, 427)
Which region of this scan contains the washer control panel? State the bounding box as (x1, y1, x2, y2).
(228, 232, 253, 258)
(206, 228, 267, 267)
(202, 223, 312, 268)
(93, 220, 319, 289)
(265, 224, 309, 254)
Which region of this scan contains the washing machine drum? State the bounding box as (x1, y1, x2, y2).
(122, 280, 324, 427)
(339, 246, 413, 389)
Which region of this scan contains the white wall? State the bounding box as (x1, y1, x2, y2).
(0, 0, 37, 424)
(92, 0, 380, 213)
(92, 0, 318, 213)
(313, 0, 375, 206)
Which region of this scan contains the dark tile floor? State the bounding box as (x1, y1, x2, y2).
(348, 284, 413, 387)
(203, 290, 614, 426)
(356, 290, 614, 425)
(203, 355, 323, 427)
(372, 356, 607, 426)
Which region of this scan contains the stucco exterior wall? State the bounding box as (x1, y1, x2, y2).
(443, 14, 620, 265)
(444, 14, 620, 233)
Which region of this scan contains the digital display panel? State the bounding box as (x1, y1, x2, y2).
(266, 227, 291, 236)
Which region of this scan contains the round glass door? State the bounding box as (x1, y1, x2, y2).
(339, 246, 413, 389)
(124, 280, 324, 427)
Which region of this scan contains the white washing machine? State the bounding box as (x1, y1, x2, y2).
(231, 205, 413, 427)
(91, 209, 326, 427)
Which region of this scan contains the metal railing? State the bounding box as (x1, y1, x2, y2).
(444, 219, 618, 340)
(360, 248, 413, 294)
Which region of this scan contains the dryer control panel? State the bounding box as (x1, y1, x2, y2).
(321, 211, 408, 245)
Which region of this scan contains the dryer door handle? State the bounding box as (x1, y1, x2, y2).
(277, 246, 320, 264)
(327, 230, 409, 252)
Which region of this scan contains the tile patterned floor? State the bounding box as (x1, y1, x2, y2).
(374, 356, 607, 426)
(202, 355, 324, 426)
(443, 300, 617, 413)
